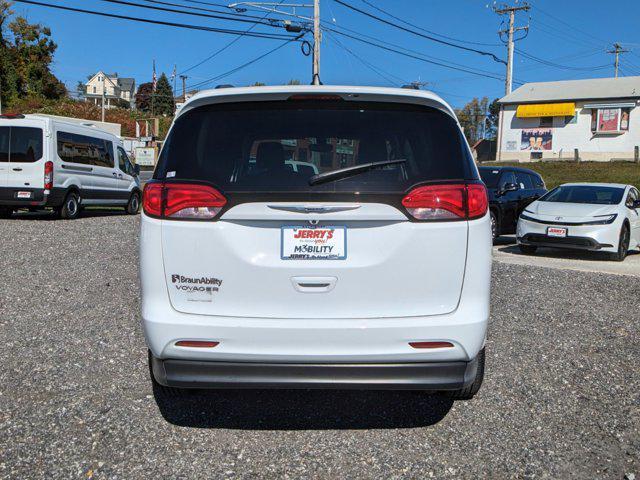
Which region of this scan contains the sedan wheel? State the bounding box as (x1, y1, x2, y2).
(611, 225, 630, 262)
(490, 211, 498, 240)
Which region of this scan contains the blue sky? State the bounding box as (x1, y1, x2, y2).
(10, 0, 640, 108)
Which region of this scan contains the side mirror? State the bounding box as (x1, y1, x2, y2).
(632, 199, 640, 209)
(133, 164, 141, 176)
(499, 182, 519, 195)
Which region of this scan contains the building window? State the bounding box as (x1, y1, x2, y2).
(564, 115, 576, 125)
(92, 86, 96, 93)
(591, 107, 631, 133)
(539, 116, 553, 127)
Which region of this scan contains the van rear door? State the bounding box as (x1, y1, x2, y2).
(3, 119, 46, 191)
(153, 99, 479, 319)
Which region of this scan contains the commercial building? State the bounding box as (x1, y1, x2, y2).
(496, 76, 639, 162)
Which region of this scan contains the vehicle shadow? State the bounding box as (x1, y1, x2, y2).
(495, 243, 640, 262)
(8, 208, 131, 220)
(153, 386, 454, 430)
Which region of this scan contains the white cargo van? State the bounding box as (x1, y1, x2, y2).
(0, 114, 141, 219)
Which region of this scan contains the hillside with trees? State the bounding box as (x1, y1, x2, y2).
(0, 0, 66, 107)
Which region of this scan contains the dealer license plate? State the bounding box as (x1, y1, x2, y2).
(16, 191, 32, 199)
(547, 227, 567, 237)
(281, 226, 347, 260)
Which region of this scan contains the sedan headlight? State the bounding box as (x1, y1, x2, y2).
(519, 213, 617, 225)
(584, 214, 617, 225)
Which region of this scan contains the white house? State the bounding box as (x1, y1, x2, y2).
(496, 76, 640, 162)
(84, 71, 136, 109)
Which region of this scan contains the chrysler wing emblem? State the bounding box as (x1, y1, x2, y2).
(268, 205, 361, 214)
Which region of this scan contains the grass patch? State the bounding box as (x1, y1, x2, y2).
(480, 161, 640, 190)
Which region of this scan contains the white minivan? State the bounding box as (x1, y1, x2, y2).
(0, 114, 141, 219)
(141, 86, 491, 399)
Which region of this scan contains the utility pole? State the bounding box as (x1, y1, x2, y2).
(101, 74, 106, 122)
(312, 0, 321, 85)
(494, 2, 530, 95)
(608, 43, 629, 78)
(228, 2, 318, 83)
(180, 75, 188, 102)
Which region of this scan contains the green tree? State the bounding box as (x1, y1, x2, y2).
(486, 98, 500, 140)
(251, 82, 266, 86)
(287, 79, 301, 85)
(0, 2, 66, 106)
(135, 81, 153, 112)
(153, 73, 175, 116)
(455, 97, 489, 145)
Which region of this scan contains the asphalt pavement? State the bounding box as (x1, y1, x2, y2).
(0, 212, 638, 479)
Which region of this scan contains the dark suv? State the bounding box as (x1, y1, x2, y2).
(478, 166, 547, 239)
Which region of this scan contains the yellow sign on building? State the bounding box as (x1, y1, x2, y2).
(516, 103, 575, 118)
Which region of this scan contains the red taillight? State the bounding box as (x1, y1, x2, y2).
(409, 341, 454, 349)
(142, 183, 163, 217)
(44, 161, 53, 190)
(175, 340, 219, 348)
(401, 183, 487, 221)
(143, 182, 227, 220)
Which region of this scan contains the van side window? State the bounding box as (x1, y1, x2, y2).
(57, 132, 114, 168)
(117, 146, 134, 175)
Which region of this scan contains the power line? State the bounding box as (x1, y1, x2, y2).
(12, 0, 300, 40)
(358, 0, 502, 48)
(187, 34, 303, 90)
(139, 0, 282, 20)
(515, 48, 610, 71)
(177, 0, 286, 76)
(96, 0, 285, 28)
(324, 27, 510, 82)
(325, 31, 405, 86)
(531, 4, 608, 48)
(321, 21, 516, 81)
(332, 0, 507, 65)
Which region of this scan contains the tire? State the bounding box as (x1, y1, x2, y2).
(611, 224, 630, 262)
(0, 207, 13, 219)
(490, 211, 498, 240)
(447, 347, 485, 400)
(148, 350, 188, 398)
(125, 191, 140, 215)
(59, 192, 80, 220)
(518, 244, 537, 255)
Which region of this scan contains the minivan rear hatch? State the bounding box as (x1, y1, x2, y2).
(154, 94, 477, 319)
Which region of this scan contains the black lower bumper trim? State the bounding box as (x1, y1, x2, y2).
(150, 355, 479, 391)
(518, 233, 611, 251)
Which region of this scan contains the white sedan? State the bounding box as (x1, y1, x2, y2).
(516, 183, 640, 261)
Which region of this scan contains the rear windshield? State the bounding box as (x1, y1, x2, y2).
(155, 101, 476, 193)
(540, 185, 624, 205)
(0, 126, 43, 163)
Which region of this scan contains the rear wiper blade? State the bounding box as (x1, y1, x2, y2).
(308, 159, 406, 186)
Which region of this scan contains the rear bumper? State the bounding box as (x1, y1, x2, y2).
(0, 187, 66, 208)
(150, 354, 480, 390)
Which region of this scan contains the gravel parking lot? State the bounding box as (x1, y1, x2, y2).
(0, 212, 638, 479)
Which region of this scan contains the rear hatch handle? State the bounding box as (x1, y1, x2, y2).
(291, 276, 337, 293)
